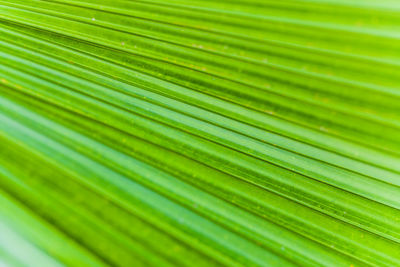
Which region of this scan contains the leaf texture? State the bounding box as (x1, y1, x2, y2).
(0, 0, 400, 266)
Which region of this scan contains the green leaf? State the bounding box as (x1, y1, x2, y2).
(1, 0, 400, 266)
